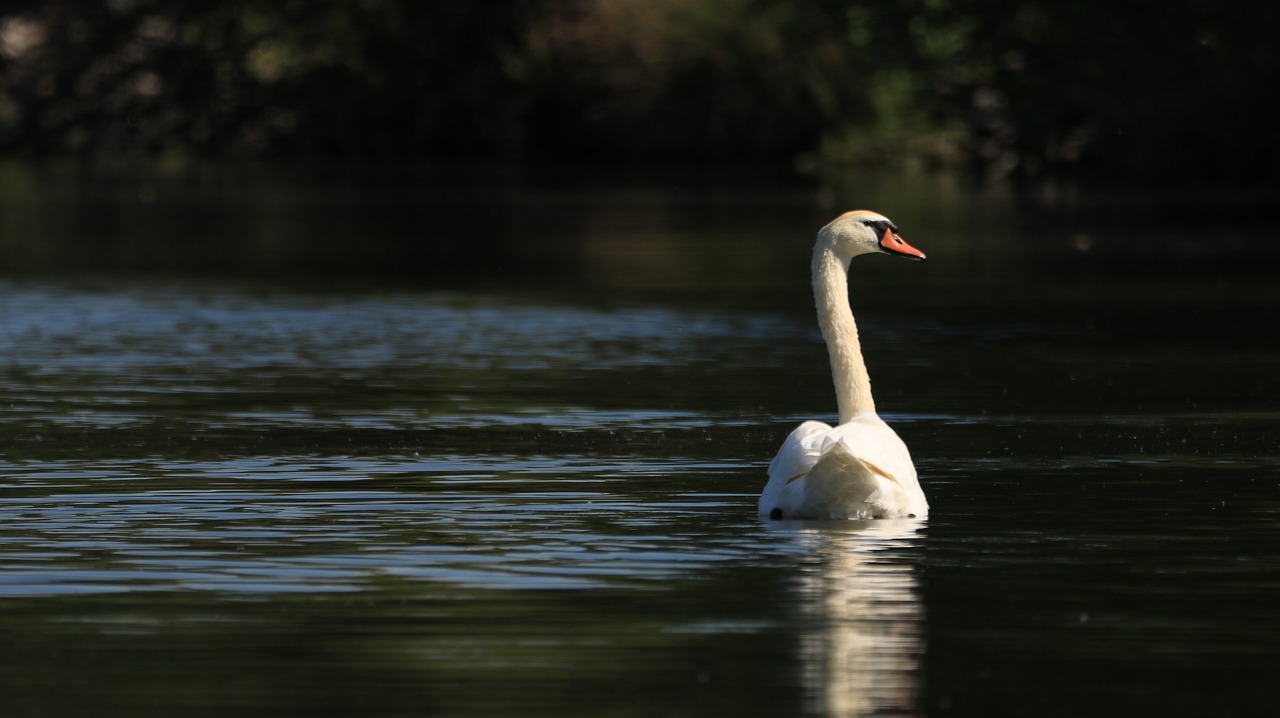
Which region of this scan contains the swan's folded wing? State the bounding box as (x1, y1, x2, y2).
(760, 421, 831, 516)
(766, 420, 831, 484)
(823, 416, 919, 492)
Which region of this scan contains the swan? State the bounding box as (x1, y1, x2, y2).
(760, 210, 929, 520)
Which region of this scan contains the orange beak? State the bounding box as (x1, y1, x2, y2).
(879, 227, 926, 261)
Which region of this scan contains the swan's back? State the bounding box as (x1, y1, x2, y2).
(760, 415, 927, 520)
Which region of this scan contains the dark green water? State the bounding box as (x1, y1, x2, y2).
(1, 162, 1277, 716)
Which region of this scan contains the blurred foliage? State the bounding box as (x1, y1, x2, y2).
(0, 0, 1276, 180)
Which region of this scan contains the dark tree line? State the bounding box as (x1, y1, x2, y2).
(0, 0, 1275, 181)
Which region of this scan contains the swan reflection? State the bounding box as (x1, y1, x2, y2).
(779, 517, 926, 717)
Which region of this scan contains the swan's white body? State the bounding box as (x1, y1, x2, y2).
(759, 211, 929, 520)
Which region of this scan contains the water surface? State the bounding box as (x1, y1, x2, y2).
(1, 165, 1277, 716)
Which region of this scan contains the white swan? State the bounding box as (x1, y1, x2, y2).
(760, 210, 929, 520)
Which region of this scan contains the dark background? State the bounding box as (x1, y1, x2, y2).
(1, 0, 1276, 183)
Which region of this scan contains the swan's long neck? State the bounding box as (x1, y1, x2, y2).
(813, 241, 875, 423)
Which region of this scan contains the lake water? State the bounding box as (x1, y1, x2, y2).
(1, 162, 1277, 716)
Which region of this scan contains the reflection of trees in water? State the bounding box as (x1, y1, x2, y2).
(788, 519, 925, 717)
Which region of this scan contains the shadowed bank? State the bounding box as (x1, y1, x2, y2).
(1, 0, 1277, 182)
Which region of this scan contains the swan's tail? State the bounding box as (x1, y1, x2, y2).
(799, 441, 897, 519)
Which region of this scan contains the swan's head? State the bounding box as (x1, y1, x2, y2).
(820, 210, 926, 262)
